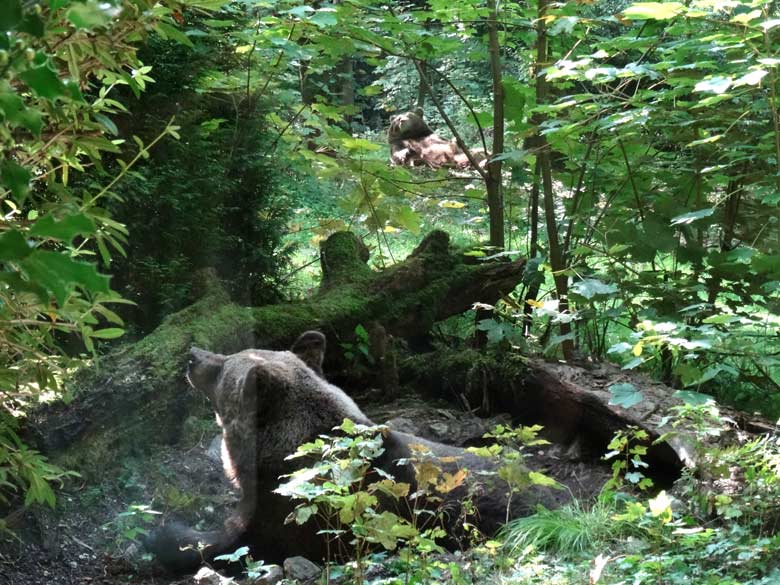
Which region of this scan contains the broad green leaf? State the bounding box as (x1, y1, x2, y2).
(310, 9, 337, 28)
(286, 5, 315, 17)
(623, 2, 685, 20)
(702, 314, 737, 324)
(528, 471, 561, 488)
(570, 278, 618, 300)
(674, 363, 702, 387)
(20, 251, 111, 305)
(674, 390, 714, 406)
(0, 90, 43, 135)
(394, 205, 421, 234)
(155, 22, 194, 48)
(19, 65, 68, 100)
(731, 10, 761, 24)
(214, 546, 249, 563)
(607, 342, 632, 354)
(29, 213, 97, 243)
(0, 230, 32, 261)
(608, 383, 644, 409)
(503, 80, 526, 125)
(341, 137, 380, 151)
(1, 159, 31, 199)
(752, 254, 780, 276)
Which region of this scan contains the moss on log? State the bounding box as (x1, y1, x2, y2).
(32, 231, 526, 474)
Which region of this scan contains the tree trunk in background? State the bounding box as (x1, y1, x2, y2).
(486, 0, 505, 249)
(416, 61, 427, 109)
(523, 161, 541, 336)
(340, 57, 354, 122)
(535, 0, 573, 360)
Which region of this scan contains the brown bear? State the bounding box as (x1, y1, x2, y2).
(388, 109, 478, 169)
(146, 331, 557, 573)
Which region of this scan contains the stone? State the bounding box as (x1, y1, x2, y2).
(283, 556, 321, 582)
(193, 566, 234, 584)
(254, 564, 283, 584)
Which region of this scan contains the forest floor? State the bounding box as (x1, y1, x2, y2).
(0, 393, 611, 585)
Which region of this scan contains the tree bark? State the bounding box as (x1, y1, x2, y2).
(535, 0, 573, 360)
(486, 0, 505, 249)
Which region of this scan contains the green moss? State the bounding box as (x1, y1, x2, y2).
(319, 231, 372, 287)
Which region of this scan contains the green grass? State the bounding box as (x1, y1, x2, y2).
(499, 497, 629, 558)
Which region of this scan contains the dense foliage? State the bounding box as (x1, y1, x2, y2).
(3, 0, 780, 582)
(0, 0, 189, 511)
(107, 34, 291, 332)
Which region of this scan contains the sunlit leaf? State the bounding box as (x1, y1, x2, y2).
(623, 2, 685, 20)
(674, 390, 714, 406)
(670, 208, 714, 225)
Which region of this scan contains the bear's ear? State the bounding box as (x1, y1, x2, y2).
(291, 330, 326, 378)
(413, 107, 424, 118)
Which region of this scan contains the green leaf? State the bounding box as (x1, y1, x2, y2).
(29, 213, 97, 243)
(623, 2, 685, 20)
(214, 546, 249, 563)
(570, 278, 618, 300)
(156, 21, 194, 48)
(310, 9, 337, 28)
(608, 383, 644, 409)
(20, 251, 111, 305)
(180, 0, 229, 7)
(674, 363, 702, 387)
(66, 1, 112, 29)
(88, 327, 124, 340)
(0, 90, 43, 136)
(694, 76, 732, 94)
(673, 390, 713, 406)
(0, 230, 32, 261)
(93, 113, 118, 136)
(286, 5, 315, 17)
(1, 159, 31, 200)
(19, 65, 68, 100)
(752, 254, 780, 276)
(0, 0, 22, 32)
(528, 471, 561, 488)
(670, 208, 714, 226)
(394, 205, 421, 234)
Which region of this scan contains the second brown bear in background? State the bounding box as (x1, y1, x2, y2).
(388, 109, 482, 169)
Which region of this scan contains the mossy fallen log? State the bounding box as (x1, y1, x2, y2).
(31, 231, 526, 473)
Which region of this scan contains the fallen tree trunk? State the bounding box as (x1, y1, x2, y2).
(403, 349, 775, 476)
(31, 230, 526, 473)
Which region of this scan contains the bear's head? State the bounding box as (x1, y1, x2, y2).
(187, 331, 370, 482)
(388, 108, 433, 142)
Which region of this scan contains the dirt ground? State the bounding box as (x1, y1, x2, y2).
(0, 395, 611, 585)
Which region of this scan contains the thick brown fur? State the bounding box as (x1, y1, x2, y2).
(146, 331, 556, 573)
(388, 109, 476, 169)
